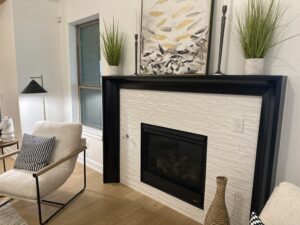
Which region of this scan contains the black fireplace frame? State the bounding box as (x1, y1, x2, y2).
(102, 75, 287, 214)
(141, 123, 207, 209)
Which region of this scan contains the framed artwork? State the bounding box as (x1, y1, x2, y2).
(140, 0, 214, 75)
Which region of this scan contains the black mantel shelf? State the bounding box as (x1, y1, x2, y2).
(102, 75, 287, 215)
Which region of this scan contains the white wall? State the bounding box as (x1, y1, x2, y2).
(267, 1, 300, 187)
(213, 0, 300, 186)
(59, 0, 300, 186)
(11, 0, 64, 134)
(59, 0, 141, 172)
(0, 0, 22, 138)
(0, 0, 103, 172)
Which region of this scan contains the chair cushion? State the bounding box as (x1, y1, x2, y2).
(260, 182, 300, 225)
(14, 134, 55, 171)
(32, 121, 82, 165)
(31, 121, 83, 191)
(0, 167, 75, 200)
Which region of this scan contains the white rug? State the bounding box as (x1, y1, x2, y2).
(0, 203, 27, 225)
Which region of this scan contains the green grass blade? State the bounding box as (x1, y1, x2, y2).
(100, 19, 126, 66)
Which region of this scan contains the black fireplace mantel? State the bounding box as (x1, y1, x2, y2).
(102, 75, 287, 214)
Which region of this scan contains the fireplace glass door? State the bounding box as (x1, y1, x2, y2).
(141, 123, 207, 208)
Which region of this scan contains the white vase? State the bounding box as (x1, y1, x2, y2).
(244, 58, 265, 75)
(105, 66, 120, 76)
(0, 116, 15, 142)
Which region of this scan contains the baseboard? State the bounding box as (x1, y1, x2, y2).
(77, 155, 103, 174)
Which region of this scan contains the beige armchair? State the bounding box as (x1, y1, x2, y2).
(0, 121, 87, 225)
(260, 182, 300, 225)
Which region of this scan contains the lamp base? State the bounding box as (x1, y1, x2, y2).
(213, 70, 225, 76)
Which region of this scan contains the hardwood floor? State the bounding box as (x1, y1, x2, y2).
(1, 158, 201, 225)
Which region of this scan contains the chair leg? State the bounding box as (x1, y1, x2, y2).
(1, 147, 7, 172)
(35, 150, 87, 225)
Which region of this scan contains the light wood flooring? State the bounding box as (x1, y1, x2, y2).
(1, 158, 201, 225)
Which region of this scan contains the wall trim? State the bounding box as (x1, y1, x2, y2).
(83, 126, 102, 140)
(78, 154, 103, 174)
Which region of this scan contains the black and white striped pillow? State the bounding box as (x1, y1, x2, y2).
(250, 212, 264, 225)
(14, 134, 55, 171)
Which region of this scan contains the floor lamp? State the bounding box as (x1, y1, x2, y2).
(21, 75, 47, 121)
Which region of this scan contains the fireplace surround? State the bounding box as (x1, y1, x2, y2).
(102, 75, 287, 216)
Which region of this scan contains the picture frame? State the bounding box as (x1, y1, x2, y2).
(140, 0, 215, 75)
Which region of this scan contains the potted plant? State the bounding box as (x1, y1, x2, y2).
(237, 0, 295, 75)
(100, 19, 125, 75)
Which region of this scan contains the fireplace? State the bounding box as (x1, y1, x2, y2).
(141, 123, 207, 209)
(103, 75, 287, 219)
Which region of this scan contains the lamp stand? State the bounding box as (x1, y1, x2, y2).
(31, 75, 47, 121)
(42, 93, 46, 121)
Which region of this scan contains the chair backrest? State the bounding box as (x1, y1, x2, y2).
(32, 121, 82, 169)
(260, 182, 300, 225)
(29, 121, 84, 197)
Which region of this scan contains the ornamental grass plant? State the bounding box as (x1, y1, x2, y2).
(100, 19, 125, 66)
(237, 0, 296, 59)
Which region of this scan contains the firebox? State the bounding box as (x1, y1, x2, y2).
(141, 123, 207, 209)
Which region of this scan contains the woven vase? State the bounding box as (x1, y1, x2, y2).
(204, 176, 230, 225)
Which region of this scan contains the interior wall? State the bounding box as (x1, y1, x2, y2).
(58, 0, 140, 172)
(267, 0, 300, 187)
(59, 0, 140, 122)
(214, 0, 300, 186)
(11, 0, 64, 134)
(59, 0, 300, 186)
(0, 0, 22, 138)
(0, 0, 102, 171)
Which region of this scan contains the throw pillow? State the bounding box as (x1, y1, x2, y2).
(14, 134, 55, 171)
(250, 212, 264, 225)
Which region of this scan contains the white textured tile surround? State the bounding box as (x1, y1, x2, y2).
(120, 89, 262, 225)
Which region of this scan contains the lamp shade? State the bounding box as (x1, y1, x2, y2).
(21, 80, 47, 94)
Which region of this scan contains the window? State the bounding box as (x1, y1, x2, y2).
(77, 20, 102, 129)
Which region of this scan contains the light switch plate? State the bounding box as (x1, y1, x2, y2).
(233, 118, 244, 133)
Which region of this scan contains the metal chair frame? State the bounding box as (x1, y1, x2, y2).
(0, 148, 86, 225)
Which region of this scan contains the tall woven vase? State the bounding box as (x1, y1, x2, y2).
(204, 176, 230, 225)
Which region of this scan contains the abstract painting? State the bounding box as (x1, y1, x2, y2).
(140, 0, 214, 75)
